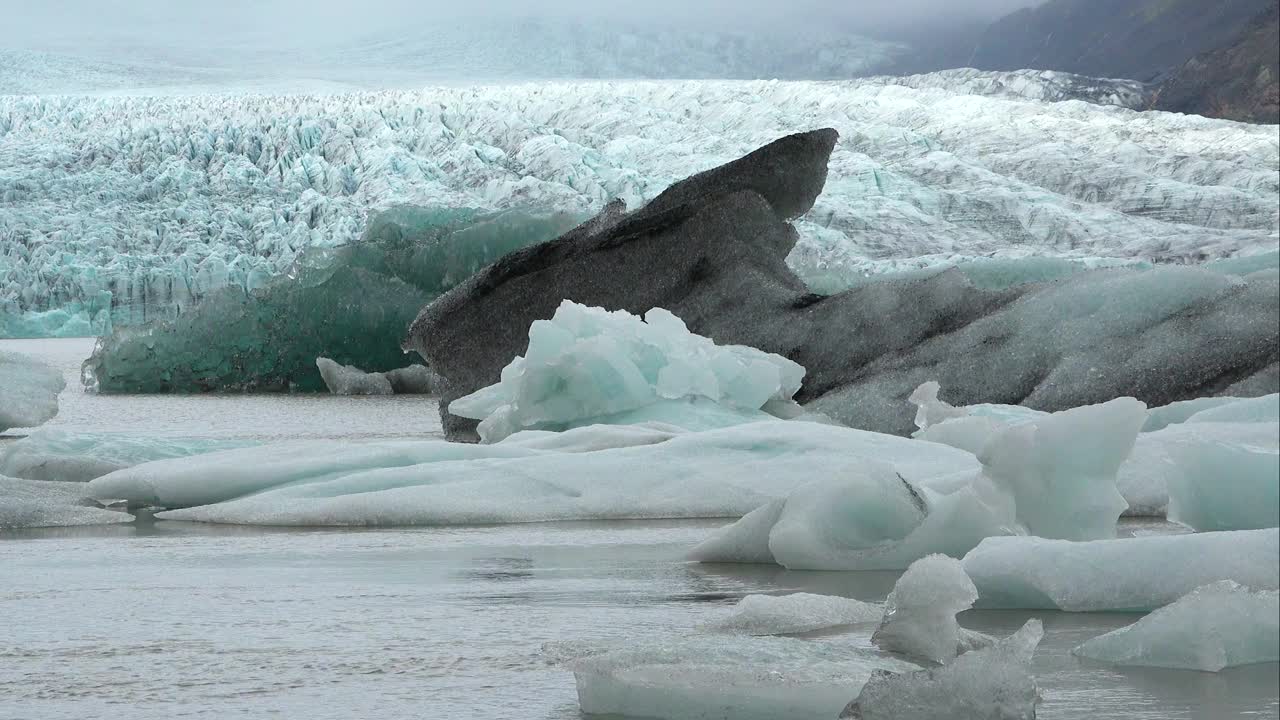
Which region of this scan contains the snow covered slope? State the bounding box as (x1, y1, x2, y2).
(2, 77, 1276, 336)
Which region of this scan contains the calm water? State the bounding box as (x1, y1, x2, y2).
(2, 339, 1278, 720)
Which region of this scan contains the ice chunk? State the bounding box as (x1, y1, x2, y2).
(0, 476, 131, 528)
(0, 351, 65, 433)
(571, 634, 918, 720)
(1165, 424, 1279, 531)
(690, 462, 1018, 571)
(86, 420, 976, 526)
(315, 357, 393, 395)
(978, 397, 1145, 541)
(914, 383, 1149, 527)
(1185, 393, 1279, 425)
(383, 364, 437, 394)
(692, 393, 1141, 571)
(1118, 419, 1278, 522)
(703, 593, 882, 636)
(843, 619, 1043, 720)
(0, 429, 256, 484)
(449, 301, 805, 443)
(1072, 581, 1279, 672)
(872, 555, 986, 664)
(1143, 396, 1251, 432)
(963, 529, 1280, 611)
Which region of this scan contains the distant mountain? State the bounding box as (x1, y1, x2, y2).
(966, 0, 1273, 82)
(1152, 0, 1279, 124)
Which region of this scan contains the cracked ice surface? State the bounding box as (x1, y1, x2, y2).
(2, 75, 1276, 334)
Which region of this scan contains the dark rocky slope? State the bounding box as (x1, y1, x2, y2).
(1152, 0, 1279, 124)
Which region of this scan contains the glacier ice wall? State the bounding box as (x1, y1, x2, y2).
(2, 76, 1276, 336)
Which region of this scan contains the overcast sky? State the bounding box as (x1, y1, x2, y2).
(2, 0, 1043, 49)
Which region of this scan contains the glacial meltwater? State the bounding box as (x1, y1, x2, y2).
(2, 338, 1277, 720)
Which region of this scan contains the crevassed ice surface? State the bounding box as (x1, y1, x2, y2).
(1073, 581, 1280, 673)
(962, 529, 1280, 612)
(3, 76, 1277, 334)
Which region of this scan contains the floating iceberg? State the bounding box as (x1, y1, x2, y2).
(1072, 581, 1280, 672)
(316, 357, 437, 395)
(0, 351, 65, 434)
(962, 529, 1280, 611)
(843, 619, 1043, 720)
(871, 555, 989, 665)
(80, 207, 581, 393)
(703, 593, 882, 636)
(690, 393, 1142, 571)
(0, 429, 255, 484)
(0, 476, 130, 529)
(86, 419, 976, 526)
(1165, 423, 1279, 531)
(570, 634, 918, 720)
(449, 301, 805, 443)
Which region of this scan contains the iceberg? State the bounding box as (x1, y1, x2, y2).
(449, 301, 805, 443)
(962, 529, 1280, 611)
(85, 419, 977, 526)
(316, 357, 435, 396)
(843, 619, 1043, 720)
(702, 593, 882, 636)
(1165, 423, 1279, 531)
(80, 207, 582, 393)
(0, 429, 255, 483)
(690, 393, 1142, 570)
(871, 555, 989, 665)
(316, 357, 392, 395)
(0, 351, 65, 434)
(0, 476, 130, 529)
(570, 634, 919, 720)
(1072, 581, 1280, 672)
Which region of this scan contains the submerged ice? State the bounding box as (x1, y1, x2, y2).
(0, 475, 129, 529)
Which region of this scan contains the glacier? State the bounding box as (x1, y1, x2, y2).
(1072, 581, 1280, 672)
(3, 76, 1276, 340)
(0, 350, 64, 433)
(962, 529, 1280, 611)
